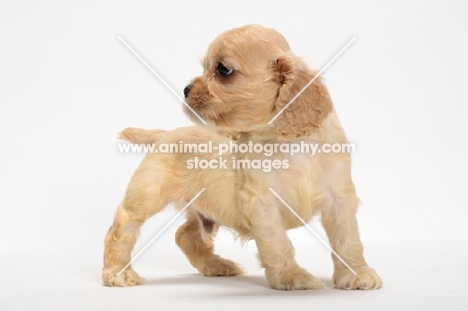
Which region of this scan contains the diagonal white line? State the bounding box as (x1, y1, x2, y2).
(268, 37, 356, 124)
(118, 36, 207, 125)
(117, 188, 206, 276)
(268, 188, 357, 275)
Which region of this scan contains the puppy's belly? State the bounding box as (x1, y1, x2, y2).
(197, 212, 215, 233)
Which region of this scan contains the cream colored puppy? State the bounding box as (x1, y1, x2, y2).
(103, 25, 382, 290)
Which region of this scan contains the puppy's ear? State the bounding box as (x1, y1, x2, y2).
(273, 53, 333, 140)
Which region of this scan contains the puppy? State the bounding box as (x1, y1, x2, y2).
(103, 25, 382, 290)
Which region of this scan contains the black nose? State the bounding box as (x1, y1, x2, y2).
(183, 85, 192, 98)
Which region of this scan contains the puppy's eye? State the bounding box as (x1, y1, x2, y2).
(216, 63, 234, 77)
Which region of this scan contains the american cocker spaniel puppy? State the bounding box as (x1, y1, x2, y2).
(103, 24, 382, 290)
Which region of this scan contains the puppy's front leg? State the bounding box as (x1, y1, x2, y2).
(247, 195, 323, 290)
(320, 187, 382, 290)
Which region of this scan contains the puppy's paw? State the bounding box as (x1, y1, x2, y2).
(333, 266, 382, 290)
(202, 255, 245, 276)
(102, 268, 147, 287)
(266, 267, 324, 290)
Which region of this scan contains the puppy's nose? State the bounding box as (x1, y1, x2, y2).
(183, 85, 192, 98)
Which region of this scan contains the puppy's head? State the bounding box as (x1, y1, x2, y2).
(184, 25, 333, 140)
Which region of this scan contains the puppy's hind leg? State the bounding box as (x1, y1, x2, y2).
(103, 164, 169, 287)
(175, 211, 244, 276)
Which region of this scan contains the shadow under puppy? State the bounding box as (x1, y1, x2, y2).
(103, 25, 382, 290)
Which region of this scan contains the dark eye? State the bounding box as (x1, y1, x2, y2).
(216, 63, 234, 77)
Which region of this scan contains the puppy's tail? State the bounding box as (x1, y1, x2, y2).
(118, 127, 167, 144)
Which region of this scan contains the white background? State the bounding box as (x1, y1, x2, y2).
(1, 0, 467, 310)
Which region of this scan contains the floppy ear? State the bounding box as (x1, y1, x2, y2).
(273, 52, 333, 140)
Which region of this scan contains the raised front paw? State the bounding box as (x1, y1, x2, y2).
(102, 268, 147, 287)
(333, 266, 382, 290)
(266, 266, 324, 290)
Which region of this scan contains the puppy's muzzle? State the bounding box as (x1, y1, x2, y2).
(183, 84, 192, 98)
